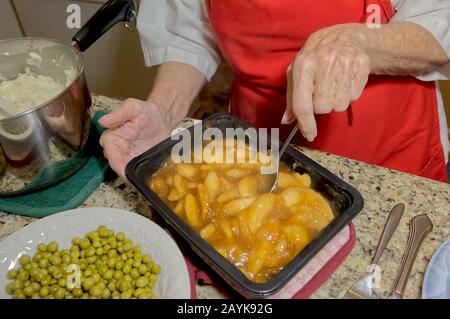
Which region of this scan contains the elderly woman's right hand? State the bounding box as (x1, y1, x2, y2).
(99, 98, 172, 178)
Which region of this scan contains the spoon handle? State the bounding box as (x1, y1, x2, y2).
(390, 214, 433, 299)
(280, 126, 299, 156)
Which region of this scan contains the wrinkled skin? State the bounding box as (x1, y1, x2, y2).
(99, 98, 172, 178)
(282, 25, 371, 142)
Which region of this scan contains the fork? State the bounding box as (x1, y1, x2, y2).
(343, 203, 405, 299)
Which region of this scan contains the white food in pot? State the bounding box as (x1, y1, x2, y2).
(0, 55, 77, 117)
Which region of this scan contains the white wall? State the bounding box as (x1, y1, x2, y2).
(0, 0, 23, 38)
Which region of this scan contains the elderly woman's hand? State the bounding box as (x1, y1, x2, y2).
(283, 21, 449, 142)
(99, 98, 172, 178)
(282, 24, 371, 142)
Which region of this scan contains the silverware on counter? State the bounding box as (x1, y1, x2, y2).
(344, 203, 405, 299)
(390, 214, 433, 299)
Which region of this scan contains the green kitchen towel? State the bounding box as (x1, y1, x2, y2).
(0, 111, 111, 217)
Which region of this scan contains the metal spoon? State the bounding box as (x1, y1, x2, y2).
(266, 126, 299, 193)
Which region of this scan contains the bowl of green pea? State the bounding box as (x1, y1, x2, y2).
(0, 207, 191, 299)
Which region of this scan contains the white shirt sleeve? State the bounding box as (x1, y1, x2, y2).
(137, 0, 221, 81)
(391, 0, 450, 81)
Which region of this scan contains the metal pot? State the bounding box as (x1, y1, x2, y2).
(0, 0, 137, 196)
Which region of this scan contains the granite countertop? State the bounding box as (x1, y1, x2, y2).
(1, 95, 449, 299)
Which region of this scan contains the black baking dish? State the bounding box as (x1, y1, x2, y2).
(125, 113, 364, 298)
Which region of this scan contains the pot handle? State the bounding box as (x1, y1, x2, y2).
(72, 0, 137, 52)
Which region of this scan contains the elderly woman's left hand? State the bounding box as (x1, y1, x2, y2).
(282, 24, 371, 142)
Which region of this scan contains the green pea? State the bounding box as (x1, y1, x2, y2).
(23, 285, 34, 296)
(95, 247, 104, 256)
(72, 236, 82, 246)
(7, 269, 18, 279)
(39, 286, 49, 297)
(65, 294, 74, 299)
(58, 278, 66, 288)
(60, 249, 70, 256)
(133, 288, 145, 298)
(70, 250, 80, 259)
(31, 293, 41, 299)
(120, 253, 128, 261)
(107, 282, 116, 292)
(14, 290, 26, 299)
(84, 267, 94, 277)
(92, 241, 102, 248)
(52, 270, 63, 279)
(50, 255, 62, 266)
(123, 242, 132, 252)
(54, 288, 65, 299)
(117, 280, 131, 292)
(82, 277, 95, 290)
(102, 289, 111, 299)
(89, 284, 103, 297)
(149, 274, 158, 283)
(116, 232, 125, 242)
(32, 252, 43, 263)
(130, 268, 140, 279)
(86, 256, 97, 264)
(88, 231, 100, 241)
(37, 243, 47, 252)
(43, 252, 52, 259)
(72, 288, 83, 297)
(122, 264, 132, 274)
(102, 269, 113, 280)
(132, 260, 141, 268)
(111, 291, 120, 299)
(30, 282, 41, 292)
(138, 264, 148, 275)
(139, 292, 153, 299)
(23, 264, 32, 271)
(136, 276, 149, 288)
(30, 262, 39, 269)
(120, 291, 132, 299)
(62, 255, 71, 264)
(79, 239, 90, 250)
(38, 275, 48, 286)
(81, 293, 90, 299)
(5, 283, 14, 295)
(47, 242, 58, 253)
(103, 244, 111, 252)
(79, 259, 88, 270)
(123, 274, 133, 283)
(17, 270, 30, 281)
(113, 270, 123, 281)
(151, 264, 161, 274)
(19, 254, 31, 265)
(115, 260, 124, 270)
(38, 259, 49, 269)
(85, 247, 96, 257)
(106, 230, 115, 238)
(92, 273, 101, 284)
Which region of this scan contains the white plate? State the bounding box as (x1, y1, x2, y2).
(422, 237, 450, 299)
(0, 207, 191, 299)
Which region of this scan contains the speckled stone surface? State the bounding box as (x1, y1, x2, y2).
(0, 95, 449, 299)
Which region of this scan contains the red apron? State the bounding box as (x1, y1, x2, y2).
(205, 0, 448, 182)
